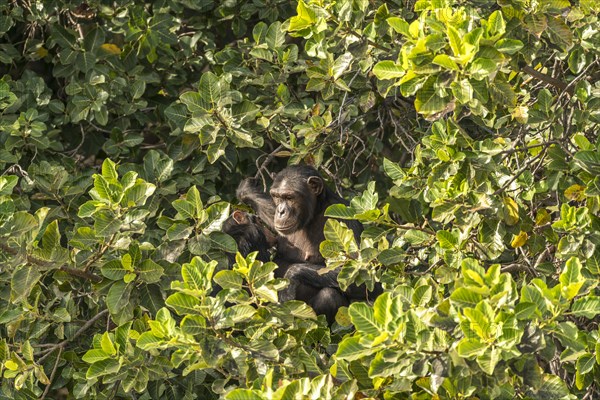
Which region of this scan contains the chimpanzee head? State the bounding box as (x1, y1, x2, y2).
(269, 165, 325, 234)
(222, 210, 273, 264)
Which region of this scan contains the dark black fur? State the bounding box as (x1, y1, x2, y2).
(221, 211, 271, 265)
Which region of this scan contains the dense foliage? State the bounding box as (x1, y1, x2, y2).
(1, 0, 599, 398)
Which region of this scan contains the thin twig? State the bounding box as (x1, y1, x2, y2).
(37, 310, 109, 363)
(40, 346, 63, 400)
(338, 69, 362, 144)
(254, 145, 283, 190)
(493, 143, 551, 196)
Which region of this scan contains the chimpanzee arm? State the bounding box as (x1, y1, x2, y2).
(311, 287, 349, 325)
(279, 263, 340, 302)
(236, 177, 276, 228)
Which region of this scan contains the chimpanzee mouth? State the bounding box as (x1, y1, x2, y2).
(274, 223, 297, 233)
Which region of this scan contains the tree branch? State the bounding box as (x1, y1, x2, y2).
(36, 310, 109, 363)
(522, 65, 573, 95)
(0, 240, 102, 282)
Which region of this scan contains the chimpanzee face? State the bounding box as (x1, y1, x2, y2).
(270, 174, 323, 234)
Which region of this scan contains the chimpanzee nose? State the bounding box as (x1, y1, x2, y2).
(277, 205, 287, 217)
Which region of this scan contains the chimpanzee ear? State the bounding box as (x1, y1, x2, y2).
(307, 176, 323, 196)
(232, 210, 248, 224)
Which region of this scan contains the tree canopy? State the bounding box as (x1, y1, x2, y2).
(1, 0, 599, 398)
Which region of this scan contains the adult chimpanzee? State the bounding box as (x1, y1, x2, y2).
(236, 165, 363, 264)
(236, 165, 381, 305)
(222, 209, 348, 324)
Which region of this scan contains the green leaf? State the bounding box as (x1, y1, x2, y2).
(450, 288, 482, 308)
(570, 296, 600, 318)
(457, 339, 487, 357)
(288, 0, 317, 33)
(546, 16, 573, 52)
(470, 58, 497, 80)
(138, 260, 164, 284)
(476, 346, 500, 375)
(495, 39, 523, 54)
(433, 54, 459, 70)
(131, 80, 146, 100)
(135, 333, 164, 350)
(181, 257, 213, 290)
(372, 60, 405, 80)
(559, 257, 583, 300)
(378, 248, 405, 266)
(100, 332, 116, 355)
(106, 281, 132, 315)
(436, 230, 458, 249)
(214, 270, 243, 290)
(412, 285, 432, 307)
(198, 72, 222, 111)
(181, 315, 206, 335)
(387, 17, 410, 36)
(348, 303, 380, 335)
(515, 302, 536, 320)
(336, 336, 371, 361)
(81, 349, 111, 364)
(414, 82, 450, 115)
(332, 52, 353, 80)
(530, 374, 569, 398)
(180, 91, 210, 113)
(0, 175, 18, 195)
(486, 10, 506, 37)
(232, 101, 259, 124)
(165, 293, 200, 315)
(101, 259, 127, 281)
(208, 231, 237, 252)
(266, 22, 285, 49)
(404, 229, 432, 245)
(86, 358, 120, 379)
(11, 266, 42, 303)
(223, 304, 256, 324)
(94, 210, 121, 237)
(447, 26, 464, 57)
(573, 150, 600, 174)
(83, 27, 105, 51)
(101, 158, 118, 180)
(383, 158, 404, 180)
(6, 212, 37, 236)
(576, 353, 595, 375)
(225, 389, 264, 400)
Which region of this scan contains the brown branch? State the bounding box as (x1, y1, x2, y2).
(493, 143, 551, 196)
(254, 145, 283, 190)
(59, 267, 102, 282)
(36, 310, 109, 363)
(40, 346, 62, 400)
(500, 263, 530, 273)
(522, 65, 573, 95)
(0, 240, 102, 282)
(82, 233, 116, 272)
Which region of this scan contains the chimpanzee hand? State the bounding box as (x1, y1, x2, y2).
(236, 177, 263, 202)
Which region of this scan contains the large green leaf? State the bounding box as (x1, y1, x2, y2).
(10, 266, 42, 303)
(106, 281, 132, 315)
(348, 303, 380, 335)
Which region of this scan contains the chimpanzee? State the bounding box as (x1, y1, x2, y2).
(236, 165, 363, 264)
(222, 209, 348, 324)
(236, 165, 381, 304)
